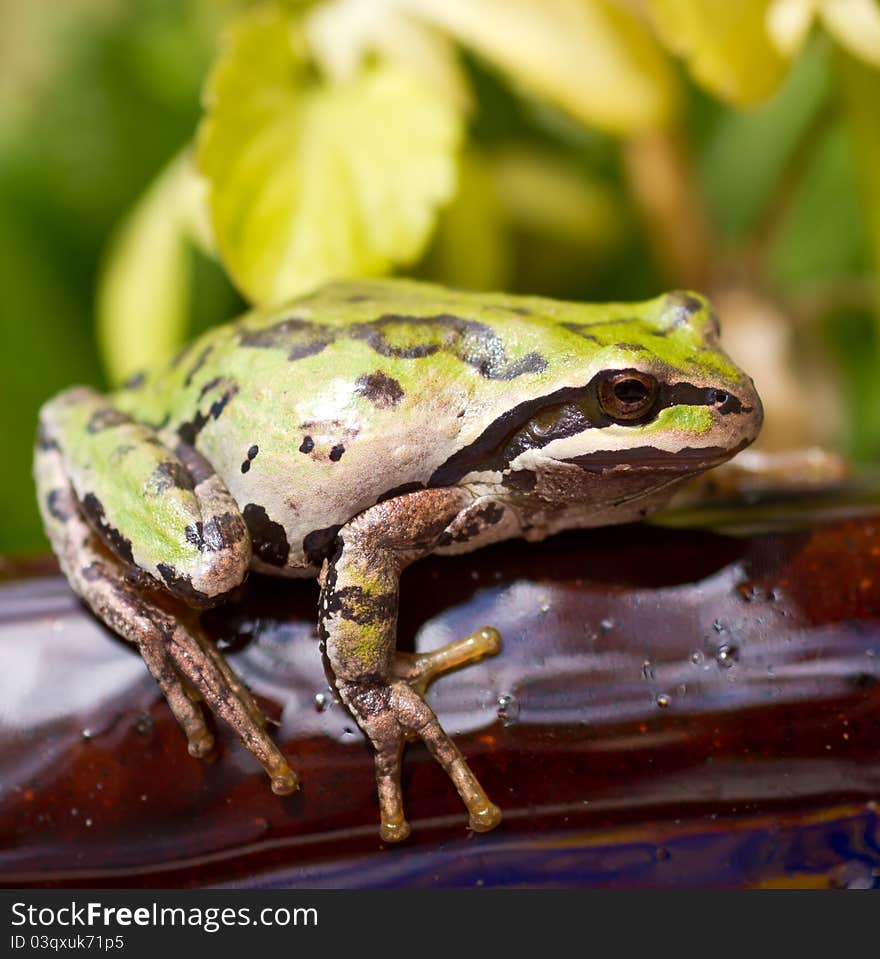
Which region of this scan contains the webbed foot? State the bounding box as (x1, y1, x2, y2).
(340, 626, 503, 842)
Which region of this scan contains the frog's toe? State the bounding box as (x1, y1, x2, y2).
(186, 729, 216, 760)
(270, 767, 300, 796)
(469, 801, 502, 833)
(341, 677, 501, 841)
(379, 816, 411, 844)
(392, 625, 502, 695)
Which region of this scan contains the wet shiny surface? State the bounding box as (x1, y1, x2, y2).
(1, 500, 880, 887)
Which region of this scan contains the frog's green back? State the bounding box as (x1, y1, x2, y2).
(112, 278, 747, 573)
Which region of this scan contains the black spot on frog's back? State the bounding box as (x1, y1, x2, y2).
(146, 461, 195, 496)
(355, 314, 547, 380)
(86, 407, 130, 434)
(243, 503, 290, 567)
(176, 382, 239, 446)
(355, 371, 405, 408)
(239, 317, 333, 362)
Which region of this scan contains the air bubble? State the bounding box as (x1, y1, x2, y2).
(497, 693, 520, 726)
(134, 712, 154, 736)
(716, 643, 739, 668)
(656, 694, 670, 708)
(314, 692, 330, 713)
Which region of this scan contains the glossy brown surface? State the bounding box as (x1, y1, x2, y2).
(1, 494, 880, 888)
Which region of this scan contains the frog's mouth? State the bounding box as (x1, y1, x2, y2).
(565, 437, 753, 474)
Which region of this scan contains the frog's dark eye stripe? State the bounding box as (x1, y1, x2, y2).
(427, 374, 749, 486)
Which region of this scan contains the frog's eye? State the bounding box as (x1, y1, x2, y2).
(597, 370, 659, 423)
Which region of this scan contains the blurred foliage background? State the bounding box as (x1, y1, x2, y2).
(2, 0, 880, 555)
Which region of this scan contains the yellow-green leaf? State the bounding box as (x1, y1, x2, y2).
(196, 4, 463, 306)
(398, 0, 677, 135)
(837, 47, 880, 330)
(492, 147, 622, 250)
(649, 0, 791, 105)
(97, 150, 213, 385)
(304, 0, 470, 109)
(423, 150, 510, 291)
(822, 0, 880, 70)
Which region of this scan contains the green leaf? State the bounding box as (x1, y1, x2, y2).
(836, 46, 880, 330)
(766, 122, 864, 289)
(97, 150, 213, 385)
(196, 4, 464, 305)
(421, 149, 510, 291)
(400, 0, 677, 134)
(649, 0, 791, 105)
(698, 42, 831, 241)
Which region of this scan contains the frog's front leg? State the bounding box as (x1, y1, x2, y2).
(320, 488, 503, 842)
(34, 387, 297, 794)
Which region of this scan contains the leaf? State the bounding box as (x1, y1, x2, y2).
(304, 0, 470, 109)
(196, 4, 463, 306)
(765, 122, 864, 289)
(698, 42, 831, 240)
(422, 149, 510, 291)
(821, 0, 880, 70)
(649, 0, 791, 105)
(96, 150, 213, 385)
(491, 147, 622, 250)
(398, 0, 677, 135)
(836, 46, 880, 329)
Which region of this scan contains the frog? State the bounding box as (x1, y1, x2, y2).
(34, 278, 762, 842)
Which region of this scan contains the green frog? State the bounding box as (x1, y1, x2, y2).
(34, 278, 762, 842)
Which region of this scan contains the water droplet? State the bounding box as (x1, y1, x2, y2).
(716, 643, 739, 668)
(80, 727, 95, 741)
(830, 861, 875, 889)
(140, 794, 148, 802)
(736, 582, 759, 602)
(539, 602, 551, 614)
(314, 691, 330, 713)
(690, 650, 704, 665)
(656, 694, 670, 708)
(599, 619, 614, 634)
(497, 693, 520, 726)
(134, 712, 154, 737)
(85, 818, 93, 827)
(641, 660, 655, 680)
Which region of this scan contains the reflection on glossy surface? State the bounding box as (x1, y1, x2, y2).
(1, 508, 879, 887)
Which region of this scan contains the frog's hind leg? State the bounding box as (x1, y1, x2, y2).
(34, 389, 298, 794)
(320, 488, 503, 842)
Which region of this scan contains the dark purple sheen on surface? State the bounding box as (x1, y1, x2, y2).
(1, 496, 880, 888)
